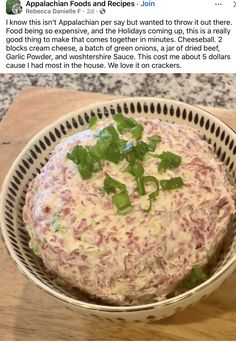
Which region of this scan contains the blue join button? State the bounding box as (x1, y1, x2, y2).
(140, 0, 156, 7)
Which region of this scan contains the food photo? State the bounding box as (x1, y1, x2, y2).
(0, 73, 236, 340)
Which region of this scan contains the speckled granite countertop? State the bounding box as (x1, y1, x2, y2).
(0, 73, 236, 119)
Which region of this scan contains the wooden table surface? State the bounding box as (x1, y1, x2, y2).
(0, 88, 236, 340)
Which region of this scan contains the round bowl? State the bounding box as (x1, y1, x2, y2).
(1, 97, 236, 322)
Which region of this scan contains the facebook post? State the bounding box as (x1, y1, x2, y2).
(0, 0, 236, 341)
(1, 0, 236, 72)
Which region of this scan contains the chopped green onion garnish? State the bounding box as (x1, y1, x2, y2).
(103, 173, 131, 213)
(98, 125, 119, 142)
(124, 164, 133, 175)
(158, 151, 182, 172)
(148, 153, 159, 158)
(147, 135, 162, 152)
(142, 176, 160, 212)
(124, 162, 145, 195)
(67, 116, 185, 215)
(91, 160, 102, 172)
(131, 162, 144, 178)
(135, 141, 149, 159)
(143, 176, 160, 200)
(160, 177, 184, 191)
(87, 145, 103, 161)
(112, 189, 132, 214)
(67, 145, 81, 165)
(88, 116, 97, 129)
(122, 141, 135, 154)
(136, 177, 145, 195)
(78, 164, 92, 180)
(103, 173, 126, 193)
(178, 266, 208, 291)
(125, 162, 144, 178)
(121, 140, 152, 163)
(67, 146, 93, 180)
(150, 135, 162, 143)
(113, 114, 137, 132)
(121, 141, 138, 163)
(119, 139, 129, 149)
(113, 114, 131, 133)
(103, 143, 121, 164)
(146, 199, 153, 213)
(113, 114, 144, 140)
(131, 124, 144, 140)
(91, 125, 121, 164)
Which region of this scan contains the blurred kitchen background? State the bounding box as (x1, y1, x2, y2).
(1, 73, 236, 119)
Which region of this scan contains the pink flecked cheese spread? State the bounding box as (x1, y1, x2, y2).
(23, 118, 235, 305)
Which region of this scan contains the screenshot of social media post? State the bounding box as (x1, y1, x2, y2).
(0, 0, 236, 341)
(1, 0, 236, 72)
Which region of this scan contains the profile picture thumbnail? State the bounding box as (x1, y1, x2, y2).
(6, 0, 23, 14)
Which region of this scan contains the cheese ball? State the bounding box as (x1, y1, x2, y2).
(23, 118, 235, 305)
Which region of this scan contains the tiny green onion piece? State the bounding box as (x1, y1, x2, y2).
(98, 125, 119, 142)
(125, 162, 144, 178)
(103, 173, 131, 214)
(160, 177, 184, 191)
(121, 141, 138, 163)
(178, 266, 208, 291)
(124, 164, 133, 175)
(92, 160, 102, 172)
(78, 164, 92, 180)
(146, 198, 153, 213)
(67, 146, 93, 180)
(131, 162, 144, 178)
(87, 145, 103, 161)
(67, 146, 81, 165)
(147, 135, 162, 152)
(88, 116, 97, 129)
(143, 176, 159, 199)
(119, 139, 129, 149)
(143, 176, 160, 212)
(131, 124, 144, 140)
(136, 177, 145, 195)
(112, 189, 132, 214)
(148, 153, 159, 159)
(158, 151, 182, 172)
(147, 139, 156, 153)
(122, 141, 135, 154)
(103, 173, 126, 193)
(124, 162, 145, 195)
(135, 141, 149, 159)
(150, 135, 162, 143)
